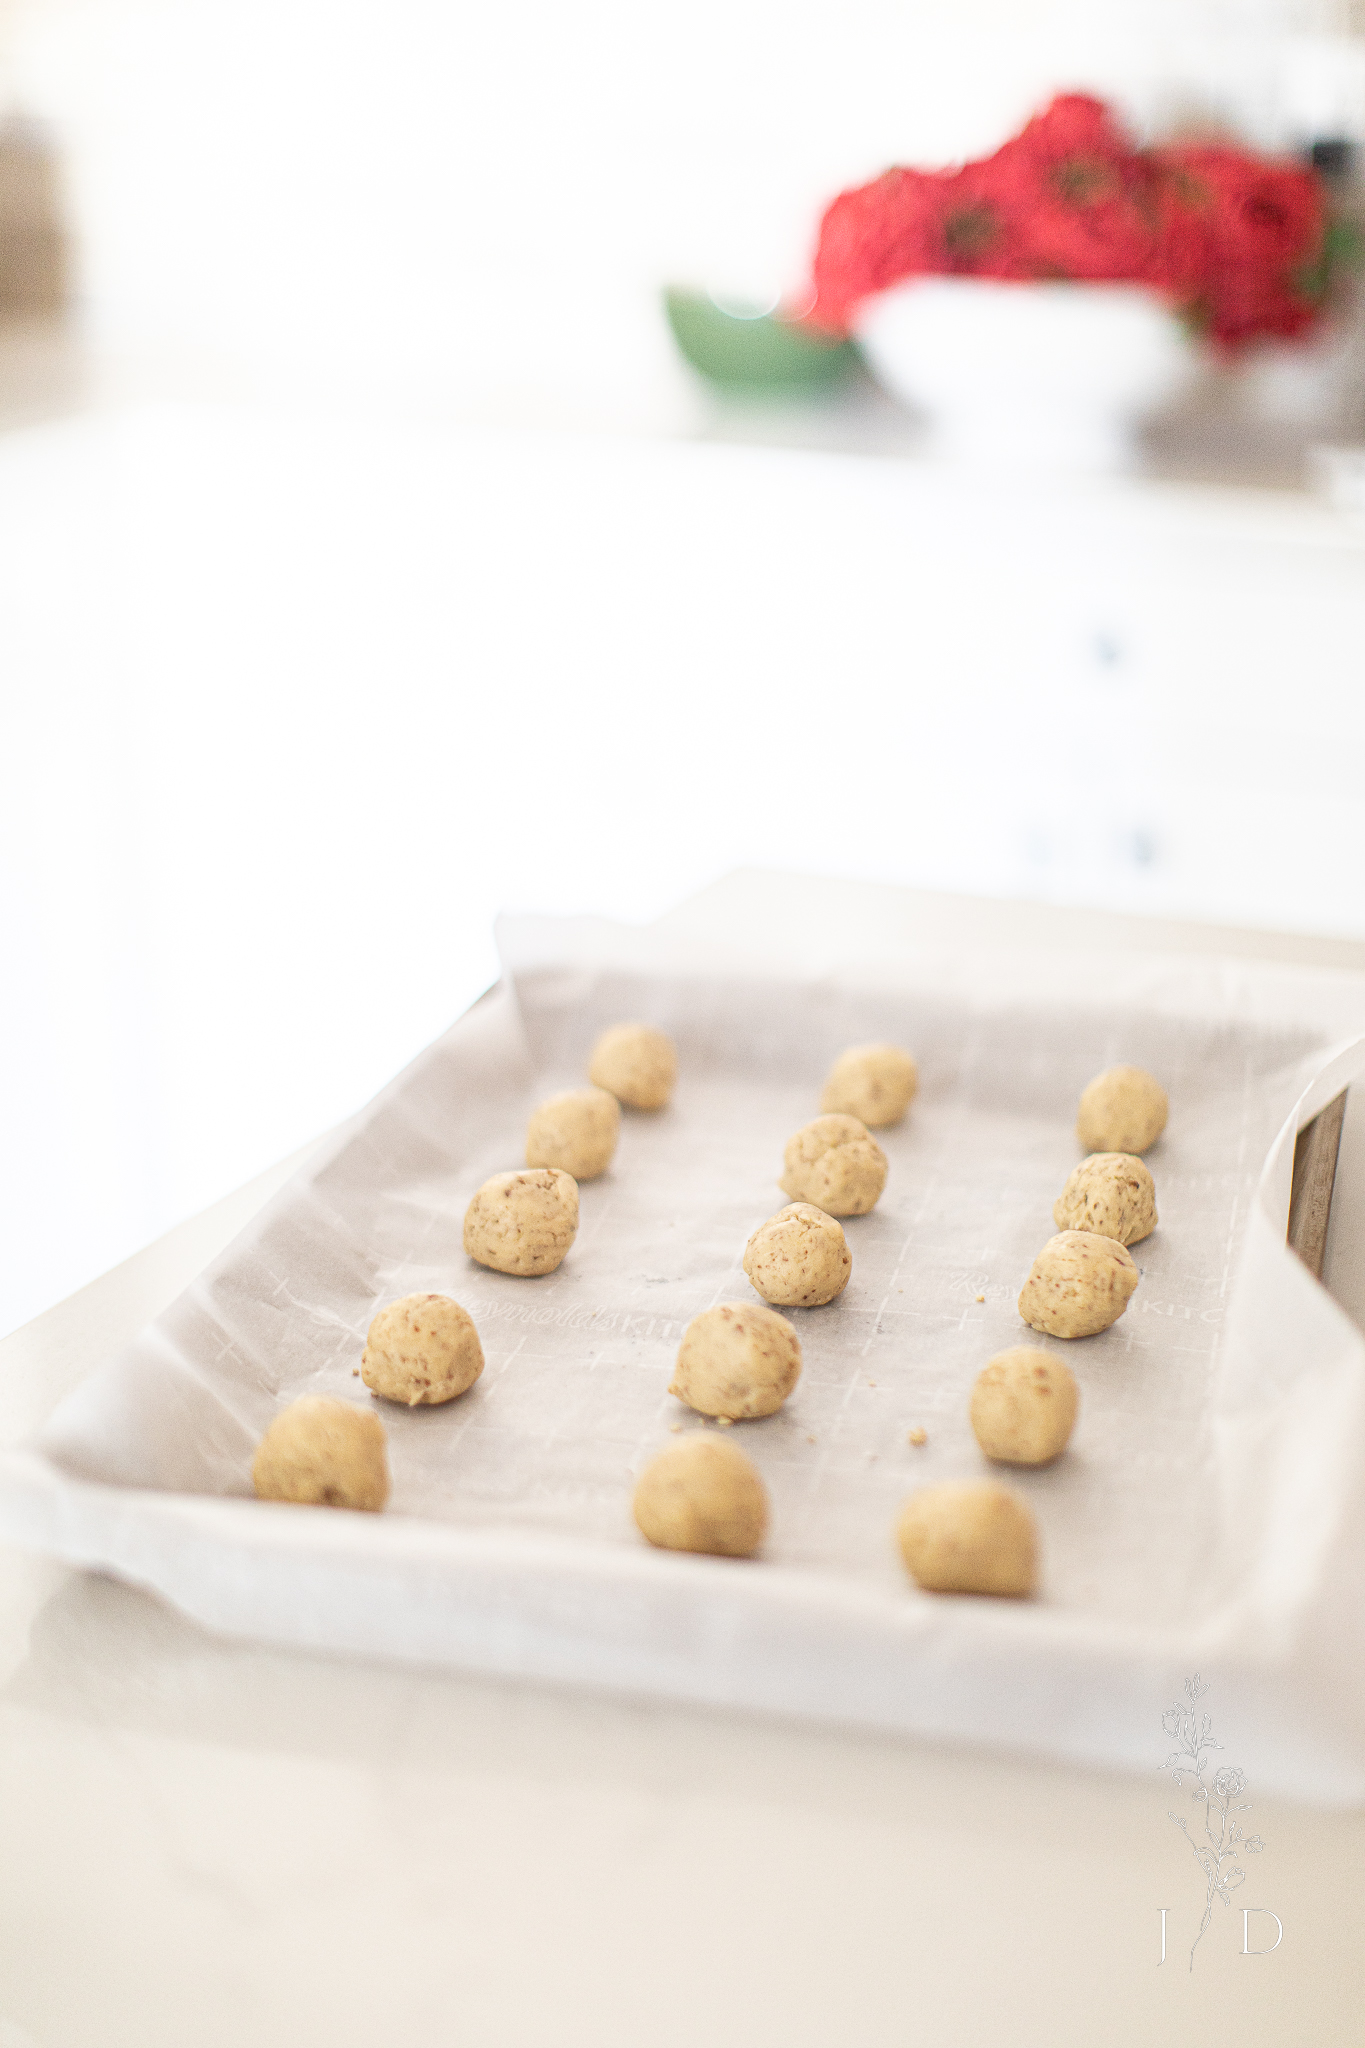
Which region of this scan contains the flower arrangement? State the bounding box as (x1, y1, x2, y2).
(811, 93, 1343, 353)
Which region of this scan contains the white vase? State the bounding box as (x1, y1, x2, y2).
(854, 277, 1198, 473)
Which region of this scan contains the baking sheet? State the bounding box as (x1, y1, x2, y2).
(4, 913, 1365, 1799)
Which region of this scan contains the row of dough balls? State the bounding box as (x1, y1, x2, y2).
(249, 1293, 1070, 1600)
(248, 1293, 804, 1513)
(249, 1035, 915, 1516)
(896, 1062, 1167, 1597)
(466, 1056, 1165, 1305)
(462, 1023, 678, 1277)
(466, 1033, 916, 1284)
(1016, 1065, 1166, 1341)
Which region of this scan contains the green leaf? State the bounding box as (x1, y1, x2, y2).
(664, 289, 861, 393)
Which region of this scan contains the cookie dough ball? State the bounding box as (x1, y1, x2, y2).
(526, 1086, 620, 1181)
(779, 1114, 888, 1217)
(897, 1481, 1036, 1597)
(743, 1203, 852, 1308)
(1054, 1152, 1157, 1247)
(252, 1397, 389, 1513)
(588, 1023, 677, 1110)
(361, 1292, 484, 1406)
(633, 1435, 769, 1558)
(970, 1347, 1078, 1466)
(1018, 1230, 1138, 1340)
(463, 1167, 579, 1277)
(1076, 1065, 1167, 1155)
(820, 1042, 918, 1127)
(669, 1302, 802, 1420)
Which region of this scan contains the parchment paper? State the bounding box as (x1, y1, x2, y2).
(4, 912, 1365, 1799)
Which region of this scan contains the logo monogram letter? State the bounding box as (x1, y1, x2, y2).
(1242, 1909, 1283, 1955)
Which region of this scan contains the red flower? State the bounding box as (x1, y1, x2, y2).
(936, 158, 1033, 280)
(1149, 146, 1327, 347)
(810, 167, 950, 329)
(983, 94, 1164, 283)
(804, 92, 1334, 350)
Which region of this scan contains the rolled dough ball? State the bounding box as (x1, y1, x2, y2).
(897, 1481, 1036, 1597)
(526, 1086, 620, 1180)
(1053, 1152, 1157, 1247)
(1076, 1065, 1167, 1154)
(779, 1114, 888, 1217)
(252, 1396, 389, 1512)
(463, 1167, 579, 1276)
(633, 1435, 769, 1557)
(1017, 1230, 1138, 1339)
(588, 1023, 677, 1110)
(669, 1301, 802, 1419)
(361, 1292, 484, 1406)
(820, 1042, 918, 1127)
(742, 1203, 852, 1308)
(970, 1347, 1078, 1466)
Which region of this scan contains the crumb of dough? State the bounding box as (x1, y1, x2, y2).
(252, 1397, 389, 1513)
(908, 1427, 928, 1446)
(633, 1436, 768, 1557)
(779, 1114, 888, 1217)
(1017, 1230, 1138, 1339)
(669, 1420, 683, 1433)
(670, 1302, 802, 1420)
(525, 1086, 621, 1180)
(971, 1348, 1078, 1465)
(975, 1293, 986, 1303)
(1076, 1065, 1167, 1155)
(464, 1167, 579, 1276)
(820, 1042, 918, 1127)
(361, 1292, 484, 1406)
(743, 1203, 851, 1307)
(1054, 1152, 1157, 1247)
(897, 1481, 1036, 1597)
(588, 1023, 677, 1110)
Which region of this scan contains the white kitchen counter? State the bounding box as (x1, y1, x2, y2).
(6, 401, 1365, 1341)
(2, 871, 1363, 2048)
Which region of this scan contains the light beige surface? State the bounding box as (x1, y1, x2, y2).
(2, 875, 1364, 2047)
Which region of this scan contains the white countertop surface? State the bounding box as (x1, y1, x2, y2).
(6, 402, 1365, 1341)
(2, 872, 1364, 2048)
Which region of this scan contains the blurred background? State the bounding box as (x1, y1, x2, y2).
(3, 0, 1365, 1335)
